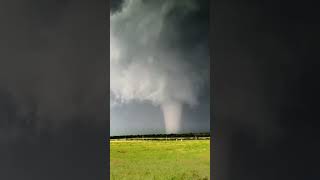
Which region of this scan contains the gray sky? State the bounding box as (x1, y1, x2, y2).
(111, 92, 210, 135)
(110, 0, 210, 135)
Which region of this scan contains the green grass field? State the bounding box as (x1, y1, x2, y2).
(110, 140, 210, 180)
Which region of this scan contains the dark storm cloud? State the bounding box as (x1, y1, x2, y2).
(213, 0, 320, 179)
(0, 0, 107, 179)
(110, 0, 124, 13)
(110, 0, 209, 134)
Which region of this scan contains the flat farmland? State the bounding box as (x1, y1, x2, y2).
(110, 139, 210, 180)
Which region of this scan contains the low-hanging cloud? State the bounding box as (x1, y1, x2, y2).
(110, 0, 209, 133)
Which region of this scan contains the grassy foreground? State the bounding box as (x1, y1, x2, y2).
(110, 140, 210, 180)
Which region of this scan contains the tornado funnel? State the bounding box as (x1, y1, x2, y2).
(161, 101, 182, 134)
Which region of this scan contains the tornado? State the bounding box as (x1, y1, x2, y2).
(110, 0, 208, 134)
(161, 101, 182, 134)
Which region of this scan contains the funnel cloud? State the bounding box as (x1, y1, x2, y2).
(161, 101, 183, 134)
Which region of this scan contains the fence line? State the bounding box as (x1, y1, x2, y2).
(110, 137, 210, 141)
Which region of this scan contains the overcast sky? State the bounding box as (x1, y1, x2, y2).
(110, 0, 210, 136)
